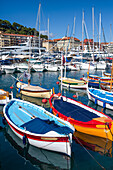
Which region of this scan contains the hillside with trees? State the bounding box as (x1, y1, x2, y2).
(0, 19, 48, 39)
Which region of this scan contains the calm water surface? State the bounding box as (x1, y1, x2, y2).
(0, 69, 113, 170)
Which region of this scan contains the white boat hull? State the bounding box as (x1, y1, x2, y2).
(88, 89, 113, 110)
(10, 127, 71, 156)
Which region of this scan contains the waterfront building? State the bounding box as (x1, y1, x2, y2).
(0, 31, 45, 57)
(42, 37, 80, 53)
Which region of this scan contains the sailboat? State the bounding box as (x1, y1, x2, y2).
(100, 57, 113, 91)
(58, 18, 87, 91)
(15, 4, 52, 99)
(58, 76, 87, 90)
(15, 80, 52, 99)
(15, 56, 52, 99)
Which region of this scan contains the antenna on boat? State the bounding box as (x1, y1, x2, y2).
(92, 7, 94, 62)
(28, 36, 31, 86)
(39, 3, 41, 57)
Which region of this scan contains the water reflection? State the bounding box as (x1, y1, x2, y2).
(16, 93, 50, 108)
(4, 125, 71, 170)
(73, 131, 112, 157)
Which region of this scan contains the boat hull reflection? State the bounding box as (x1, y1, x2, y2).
(73, 131, 112, 157)
(4, 125, 71, 170)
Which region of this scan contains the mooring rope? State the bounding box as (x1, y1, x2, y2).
(74, 136, 105, 170)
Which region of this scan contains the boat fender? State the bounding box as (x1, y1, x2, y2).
(50, 108, 52, 113)
(23, 135, 27, 145)
(103, 102, 106, 108)
(56, 113, 58, 117)
(56, 81, 59, 85)
(18, 88, 21, 93)
(95, 99, 97, 105)
(2, 117, 6, 125)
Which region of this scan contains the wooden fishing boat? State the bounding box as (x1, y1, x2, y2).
(73, 131, 112, 157)
(88, 74, 101, 81)
(103, 72, 111, 77)
(100, 82, 113, 92)
(49, 93, 113, 141)
(0, 89, 13, 105)
(5, 125, 71, 170)
(15, 80, 52, 99)
(100, 59, 113, 91)
(82, 74, 113, 89)
(3, 99, 74, 157)
(87, 87, 113, 110)
(88, 78, 113, 89)
(58, 77, 87, 90)
(88, 79, 100, 88)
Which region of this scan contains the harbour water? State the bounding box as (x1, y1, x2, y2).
(0, 69, 113, 170)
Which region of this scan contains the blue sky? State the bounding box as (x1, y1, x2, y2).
(1, 0, 113, 42)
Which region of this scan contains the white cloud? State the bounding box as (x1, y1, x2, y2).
(40, 30, 54, 38)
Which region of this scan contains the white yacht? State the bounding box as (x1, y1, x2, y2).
(1, 37, 46, 58)
(45, 63, 58, 72)
(15, 63, 28, 73)
(32, 60, 46, 72)
(2, 64, 16, 74)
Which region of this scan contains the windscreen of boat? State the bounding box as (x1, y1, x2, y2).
(53, 99, 99, 122)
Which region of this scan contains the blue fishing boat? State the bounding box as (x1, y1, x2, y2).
(3, 99, 74, 156)
(87, 87, 113, 110)
(88, 79, 100, 88)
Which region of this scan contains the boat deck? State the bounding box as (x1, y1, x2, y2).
(59, 77, 85, 84)
(5, 100, 73, 135)
(23, 85, 48, 91)
(89, 88, 113, 101)
(53, 98, 100, 122)
(17, 81, 50, 92)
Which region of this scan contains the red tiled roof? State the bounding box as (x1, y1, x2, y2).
(101, 42, 109, 45)
(54, 37, 80, 42)
(3, 33, 34, 37)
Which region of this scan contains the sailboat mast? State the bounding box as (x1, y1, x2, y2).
(73, 16, 76, 48)
(110, 58, 113, 91)
(82, 11, 84, 59)
(99, 12, 101, 57)
(28, 37, 31, 86)
(61, 53, 63, 95)
(39, 3, 41, 57)
(92, 7, 94, 62)
(48, 18, 49, 52)
(64, 25, 69, 78)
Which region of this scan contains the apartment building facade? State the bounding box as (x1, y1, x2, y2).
(42, 37, 80, 52)
(0, 31, 42, 49)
